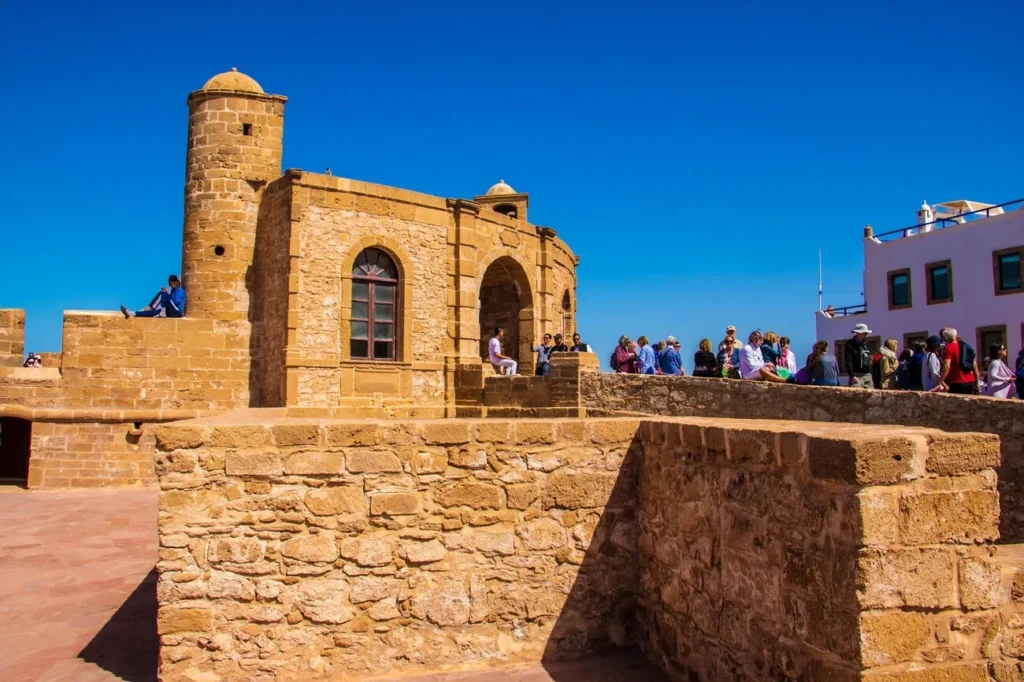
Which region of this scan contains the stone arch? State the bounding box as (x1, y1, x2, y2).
(341, 236, 414, 362)
(561, 289, 573, 339)
(0, 417, 31, 487)
(479, 256, 535, 372)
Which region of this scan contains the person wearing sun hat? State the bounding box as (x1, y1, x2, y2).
(844, 323, 875, 388)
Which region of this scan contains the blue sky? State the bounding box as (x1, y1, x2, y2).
(1, 1, 1022, 369)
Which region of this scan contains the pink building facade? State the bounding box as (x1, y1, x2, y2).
(816, 199, 1024, 371)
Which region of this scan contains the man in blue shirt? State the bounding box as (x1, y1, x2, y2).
(635, 336, 657, 374)
(658, 335, 685, 375)
(121, 275, 186, 318)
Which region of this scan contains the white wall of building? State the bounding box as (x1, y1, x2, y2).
(816, 208, 1024, 358)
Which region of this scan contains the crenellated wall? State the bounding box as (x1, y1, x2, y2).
(0, 309, 26, 367)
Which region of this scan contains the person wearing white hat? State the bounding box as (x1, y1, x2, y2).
(845, 323, 874, 388)
(718, 325, 739, 353)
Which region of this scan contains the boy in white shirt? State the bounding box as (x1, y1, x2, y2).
(488, 327, 517, 375)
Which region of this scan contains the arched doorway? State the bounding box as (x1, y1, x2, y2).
(561, 290, 572, 339)
(0, 418, 31, 487)
(479, 257, 534, 372)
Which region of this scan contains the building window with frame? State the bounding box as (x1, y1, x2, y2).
(976, 325, 1007, 361)
(888, 268, 912, 310)
(993, 247, 1023, 295)
(903, 331, 928, 351)
(925, 260, 952, 305)
(350, 248, 399, 361)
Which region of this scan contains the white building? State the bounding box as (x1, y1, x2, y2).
(816, 198, 1024, 373)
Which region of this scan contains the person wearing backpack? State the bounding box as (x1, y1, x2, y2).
(896, 348, 913, 390)
(844, 324, 874, 388)
(871, 338, 899, 389)
(937, 328, 978, 395)
(908, 341, 927, 391)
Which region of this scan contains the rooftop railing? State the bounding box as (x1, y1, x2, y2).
(820, 304, 866, 318)
(872, 198, 1024, 242)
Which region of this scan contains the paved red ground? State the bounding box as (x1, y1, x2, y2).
(0, 488, 667, 682)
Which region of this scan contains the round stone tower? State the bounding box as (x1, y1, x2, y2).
(182, 68, 286, 320)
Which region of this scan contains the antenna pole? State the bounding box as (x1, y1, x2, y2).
(818, 249, 823, 311)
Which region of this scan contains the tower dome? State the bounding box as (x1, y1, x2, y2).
(485, 179, 516, 196)
(201, 67, 264, 94)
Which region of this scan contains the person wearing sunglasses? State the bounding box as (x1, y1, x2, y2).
(533, 333, 555, 376)
(984, 343, 1017, 399)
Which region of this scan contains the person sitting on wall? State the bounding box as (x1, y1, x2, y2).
(717, 325, 739, 353)
(824, 304, 835, 318)
(488, 327, 517, 375)
(23, 353, 41, 368)
(569, 333, 591, 353)
(120, 275, 186, 319)
(740, 330, 787, 383)
(551, 334, 569, 353)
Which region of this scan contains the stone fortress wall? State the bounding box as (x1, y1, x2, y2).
(154, 413, 1024, 681)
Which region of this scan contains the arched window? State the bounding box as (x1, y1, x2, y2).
(351, 248, 398, 360)
(561, 290, 572, 338)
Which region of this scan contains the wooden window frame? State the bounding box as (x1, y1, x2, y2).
(993, 246, 1024, 296)
(834, 339, 848, 376)
(975, 324, 1007, 361)
(887, 268, 912, 310)
(925, 259, 953, 305)
(350, 249, 399, 362)
(903, 330, 929, 351)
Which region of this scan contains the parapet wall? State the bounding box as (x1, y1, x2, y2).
(154, 413, 1024, 681)
(154, 415, 640, 681)
(0, 309, 26, 367)
(581, 373, 1024, 543)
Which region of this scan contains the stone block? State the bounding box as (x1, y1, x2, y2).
(349, 577, 398, 604)
(808, 435, 923, 485)
(209, 538, 263, 564)
(401, 539, 447, 564)
(476, 421, 512, 443)
(959, 556, 1006, 610)
(859, 611, 932, 667)
(294, 579, 353, 624)
(515, 421, 557, 444)
(346, 450, 402, 473)
(507, 482, 539, 510)
(590, 420, 639, 445)
(898, 491, 999, 545)
(410, 577, 470, 626)
(225, 451, 283, 477)
(284, 451, 344, 475)
(326, 423, 380, 447)
(304, 487, 365, 516)
(543, 471, 618, 509)
(340, 538, 394, 567)
(727, 429, 777, 465)
(449, 447, 488, 469)
(154, 425, 207, 452)
(516, 518, 567, 550)
(271, 424, 321, 447)
(860, 664, 989, 681)
(370, 492, 421, 516)
(209, 426, 268, 449)
(925, 433, 1000, 476)
(857, 490, 900, 546)
(858, 548, 957, 609)
(281, 534, 339, 563)
(207, 572, 256, 601)
(437, 482, 504, 510)
(421, 421, 472, 445)
(412, 450, 448, 474)
(157, 607, 213, 634)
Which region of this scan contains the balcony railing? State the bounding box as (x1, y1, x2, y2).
(821, 304, 867, 318)
(872, 198, 1024, 243)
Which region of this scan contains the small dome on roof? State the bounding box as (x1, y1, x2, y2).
(201, 67, 264, 94)
(485, 179, 516, 196)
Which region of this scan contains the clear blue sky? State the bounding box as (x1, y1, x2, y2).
(1, 1, 1022, 369)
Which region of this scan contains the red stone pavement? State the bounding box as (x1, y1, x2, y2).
(0, 487, 667, 682)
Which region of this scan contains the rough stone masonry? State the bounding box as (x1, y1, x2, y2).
(154, 413, 1024, 681)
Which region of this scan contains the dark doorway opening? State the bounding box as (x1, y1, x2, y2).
(0, 417, 31, 486)
(479, 257, 534, 373)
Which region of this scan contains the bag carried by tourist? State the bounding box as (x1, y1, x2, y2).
(897, 357, 912, 390)
(794, 366, 812, 385)
(959, 341, 977, 373)
(609, 351, 619, 371)
(870, 353, 884, 388)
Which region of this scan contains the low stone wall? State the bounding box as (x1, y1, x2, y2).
(582, 373, 1024, 543)
(27, 421, 158, 488)
(154, 415, 641, 681)
(0, 309, 26, 367)
(636, 417, 1023, 680)
(155, 412, 1024, 681)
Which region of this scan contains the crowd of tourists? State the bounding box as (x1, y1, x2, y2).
(605, 323, 1023, 400)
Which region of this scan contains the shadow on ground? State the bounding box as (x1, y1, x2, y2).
(79, 567, 159, 682)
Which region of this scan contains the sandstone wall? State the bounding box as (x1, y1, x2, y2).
(28, 421, 157, 488)
(249, 179, 293, 408)
(582, 373, 1024, 543)
(0, 309, 25, 367)
(636, 418, 1023, 681)
(153, 416, 640, 681)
